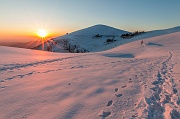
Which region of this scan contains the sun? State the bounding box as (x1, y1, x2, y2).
(37, 29, 48, 38)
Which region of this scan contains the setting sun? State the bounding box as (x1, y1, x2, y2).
(37, 29, 48, 38)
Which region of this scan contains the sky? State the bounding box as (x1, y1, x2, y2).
(0, 0, 180, 42)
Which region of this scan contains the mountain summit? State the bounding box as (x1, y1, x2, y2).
(64, 24, 128, 36)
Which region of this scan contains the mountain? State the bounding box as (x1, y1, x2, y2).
(34, 25, 180, 53)
(0, 40, 43, 49)
(34, 24, 129, 53)
(10, 40, 43, 49)
(2, 25, 179, 53)
(60, 24, 128, 36)
(0, 42, 18, 46)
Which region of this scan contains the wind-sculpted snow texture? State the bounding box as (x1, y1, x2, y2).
(0, 31, 180, 119)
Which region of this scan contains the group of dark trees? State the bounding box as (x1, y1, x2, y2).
(121, 31, 145, 38)
(95, 34, 102, 37)
(92, 34, 103, 38)
(92, 31, 145, 45)
(92, 34, 116, 43)
(93, 31, 145, 40)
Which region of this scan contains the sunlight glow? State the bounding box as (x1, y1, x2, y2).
(37, 29, 48, 38)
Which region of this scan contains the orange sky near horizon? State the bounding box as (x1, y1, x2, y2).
(0, 0, 179, 43)
(0, 28, 66, 43)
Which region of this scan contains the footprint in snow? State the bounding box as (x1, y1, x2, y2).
(115, 88, 118, 92)
(1, 86, 5, 88)
(99, 111, 111, 117)
(107, 100, 113, 106)
(122, 85, 127, 88)
(173, 88, 178, 94)
(177, 97, 180, 105)
(115, 94, 123, 97)
(128, 79, 133, 83)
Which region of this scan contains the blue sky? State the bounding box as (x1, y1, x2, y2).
(0, 0, 180, 42)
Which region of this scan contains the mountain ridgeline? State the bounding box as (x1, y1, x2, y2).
(34, 25, 180, 53)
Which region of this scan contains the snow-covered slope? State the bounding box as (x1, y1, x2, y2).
(132, 26, 180, 41)
(35, 25, 180, 53)
(35, 24, 129, 53)
(0, 30, 180, 119)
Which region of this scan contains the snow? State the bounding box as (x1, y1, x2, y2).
(35, 24, 129, 53)
(0, 27, 180, 119)
(35, 25, 180, 54)
(131, 26, 180, 41)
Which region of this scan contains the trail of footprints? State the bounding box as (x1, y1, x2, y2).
(98, 66, 152, 118)
(98, 66, 154, 118)
(98, 78, 133, 118)
(143, 52, 180, 119)
(98, 53, 180, 118)
(0, 57, 155, 89)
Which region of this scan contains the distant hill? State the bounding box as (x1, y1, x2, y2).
(0, 40, 43, 49)
(62, 24, 128, 36)
(10, 41, 43, 49)
(34, 24, 129, 53)
(0, 42, 17, 47)
(2, 25, 179, 53)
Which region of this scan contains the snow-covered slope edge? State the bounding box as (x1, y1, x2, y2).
(132, 26, 180, 41)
